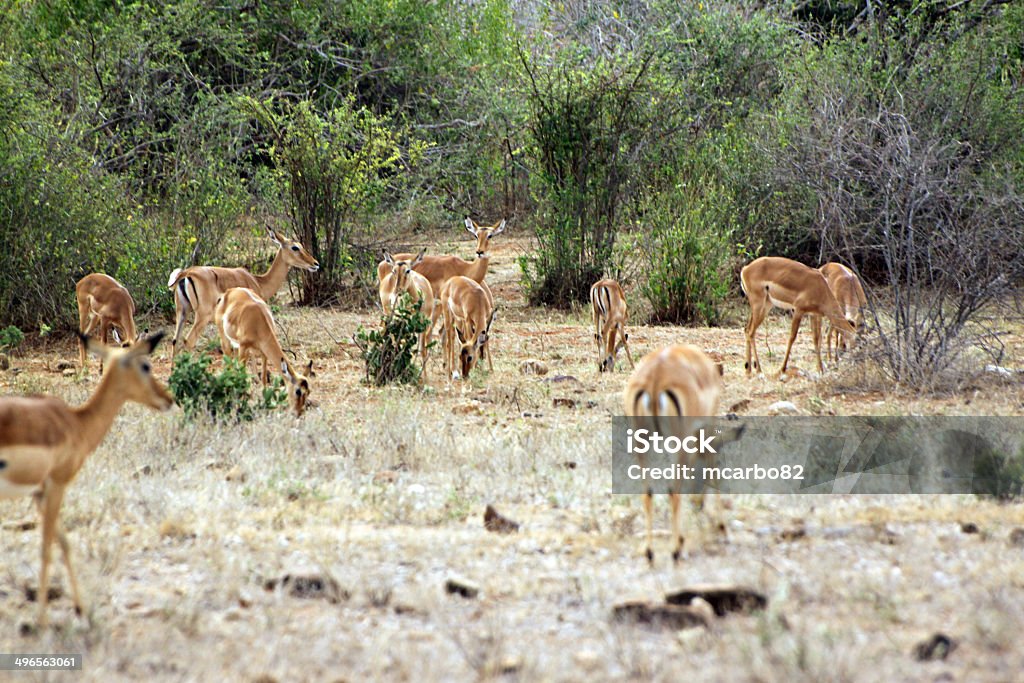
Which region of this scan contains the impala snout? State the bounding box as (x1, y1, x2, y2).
(308, 261, 320, 272)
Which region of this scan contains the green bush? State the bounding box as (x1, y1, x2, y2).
(0, 325, 25, 353)
(168, 352, 286, 422)
(353, 294, 430, 386)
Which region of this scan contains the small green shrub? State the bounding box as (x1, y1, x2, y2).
(354, 294, 430, 386)
(0, 325, 25, 353)
(168, 352, 286, 422)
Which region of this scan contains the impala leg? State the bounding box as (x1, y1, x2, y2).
(670, 492, 684, 563)
(643, 488, 655, 566)
(181, 311, 213, 354)
(622, 330, 635, 369)
(780, 311, 803, 375)
(485, 339, 494, 372)
(55, 525, 83, 617)
(171, 287, 192, 360)
(744, 299, 768, 375)
(811, 314, 823, 373)
(35, 483, 67, 627)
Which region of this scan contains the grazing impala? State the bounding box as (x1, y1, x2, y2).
(376, 217, 506, 300)
(590, 279, 635, 373)
(75, 273, 139, 372)
(379, 249, 435, 380)
(740, 256, 856, 376)
(439, 276, 495, 381)
(624, 345, 724, 564)
(214, 287, 314, 415)
(814, 262, 868, 361)
(168, 227, 319, 359)
(0, 332, 173, 627)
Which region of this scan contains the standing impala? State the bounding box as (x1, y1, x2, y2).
(440, 276, 495, 381)
(590, 279, 635, 373)
(814, 262, 867, 361)
(740, 256, 856, 376)
(376, 217, 506, 300)
(168, 227, 319, 359)
(214, 287, 314, 416)
(624, 345, 724, 564)
(75, 273, 139, 372)
(1, 332, 173, 627)
(379, 249, 435, 380)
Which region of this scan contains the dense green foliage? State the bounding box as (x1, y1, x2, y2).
(168, 351, 287, 422)
(354, 294, 431, 386)
(1, 0, 1021, 379)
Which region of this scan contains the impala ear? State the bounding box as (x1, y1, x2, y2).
(383, 250, 395, 266)
(127, 330, 165, 357)
(486, 308, 497, 334)
(305, 360, 315, 378)
(78, 332, 113, 362)
(716, 362, 725, 377)
(491, 219, 507, 236)
(412, 248, 426, 268)
(282, 360, 295, 382)
(266, 226, 283, 246)
(464, 217, 478, 236)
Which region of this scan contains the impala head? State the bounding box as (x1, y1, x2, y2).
(464, 217, 507, 258)
(267, 227, 320, 272)
(383, 248, 425, 307)
(599, 324, 629, 373)
(455, 309, 496, 377)
(282, 360, 314, 417)
(80, 330, 174, 411)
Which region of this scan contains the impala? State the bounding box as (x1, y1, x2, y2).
(624, 344, 724, 564)
(0, 332, 173, 627)
(590, 279, 635, 373)
(168, 227, 319, 359)
(379, 249, 435, 381)
(376, 217, 506, 300)
(214, 287, 314, 416)
(439, 276, 495, 381)
(740, 256, 856, 376)
(814, 262, 867, 361)
(75, 273, 139, 372)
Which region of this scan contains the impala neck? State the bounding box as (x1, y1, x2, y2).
(71, 369, 131, 464)
(466, 253, 489, 282)
(252, 249, 291, 299)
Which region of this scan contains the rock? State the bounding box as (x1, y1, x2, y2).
(23, 584, 63, 603)
(483, 504, 520, 534)
(552, 397, 576, 409)
(444, 576, 480, 599)
(913, 633, 958, 661)
(573, 650, 601, 669)
(62, 368, 76, 377)
(664, 584, 768, 616)
(984, 364, 1013, 378)
(0, 353, 8, 371)
(779, 526, 807, 542)
(729, 399, 752, 413)
(519, 359, 549, 375)
(543, 375, 581, 385)
(225, 466, 247, 483)
(960, 522, 979, 534)
(373, 470, 398, 485)
(1009, 528, 1024, 547)
(133, 464, 153, 479)
(264, 574, 348, 604)
(767, 401, 799, 416)
(55, 361, 75, 371)
(612, 601, 709, 630)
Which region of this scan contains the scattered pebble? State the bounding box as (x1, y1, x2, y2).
(519, 359, 548, 375)
(767, 400, 799, 415)
(444, 576, 480, 599)
(612, 601, 709, 630)
(664, 584, 768, 616)
(913, 633, 957, 661)
(483, 504, 520, 534)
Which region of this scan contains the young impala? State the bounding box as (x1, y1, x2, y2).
(168, 227, 319, 359)
(590, 279, 635, 373)
(379, 249, 435, 380)
(813, 262, 868, 361)
(1, 332, 173, 627)
(740, 256, 856, 376)
(214, 287, 314, 416)
(439, 276, 495, 381)
(75, 273, 139, 372)
(624, 344, 724, 564)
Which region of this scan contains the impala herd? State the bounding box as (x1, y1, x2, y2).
(1, 216, 868, 625)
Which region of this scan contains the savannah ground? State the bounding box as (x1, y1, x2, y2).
(2, 234, 1024, 682)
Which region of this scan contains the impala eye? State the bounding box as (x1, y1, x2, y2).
(295, 389, 303, 397)
(291, 245, 300, 251)
(140, 361, 151, 374)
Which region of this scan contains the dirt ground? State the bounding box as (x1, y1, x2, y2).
(2, 233, 1024, 681)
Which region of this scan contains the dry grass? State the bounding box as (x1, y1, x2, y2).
(2, 235, 1024, 680)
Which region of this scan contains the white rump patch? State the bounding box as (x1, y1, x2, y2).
(167, 268, 182, 288)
